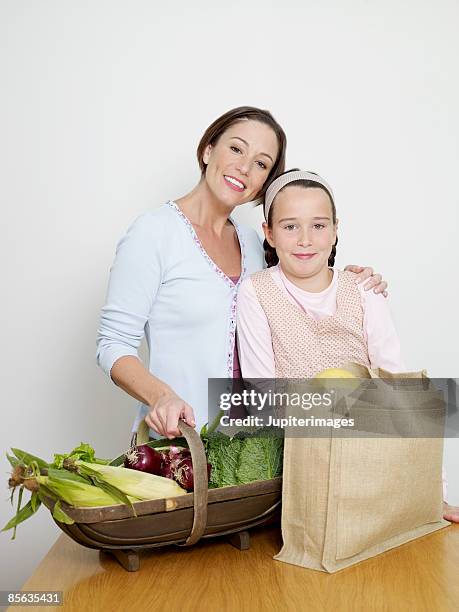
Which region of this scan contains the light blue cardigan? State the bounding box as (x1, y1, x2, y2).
(96, 201, 265, 433)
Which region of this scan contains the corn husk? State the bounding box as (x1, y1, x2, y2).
(75, 461, 185, 499)
(37, 475, 139, 507)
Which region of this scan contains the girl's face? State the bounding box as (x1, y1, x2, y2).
(264, 185, 337, 283)
(202, 120, 278, 208)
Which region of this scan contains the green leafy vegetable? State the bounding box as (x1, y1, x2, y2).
(52, 443, 110, 469)
(235, 436, 283, 484)
(206, 429, 283, 488)
(207, 433, 243, 488)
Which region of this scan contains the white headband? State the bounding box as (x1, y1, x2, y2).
(264, 170, 334, 220)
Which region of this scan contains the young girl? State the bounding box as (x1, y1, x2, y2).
(236, 169, 404, 378)
(236, 168, 458, 521)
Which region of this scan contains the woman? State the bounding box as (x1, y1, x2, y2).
(96, 106, 387, 441)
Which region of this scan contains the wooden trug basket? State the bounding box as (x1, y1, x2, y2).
(44, 421, 282, 571)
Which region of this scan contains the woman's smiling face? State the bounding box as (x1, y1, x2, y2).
(264, 184, 338, 283)
(202, 120, 279, 207)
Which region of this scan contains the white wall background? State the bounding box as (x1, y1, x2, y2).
(1, 0, 458, 591)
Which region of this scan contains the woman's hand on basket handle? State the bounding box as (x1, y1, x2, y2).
(146, 393, 196, 439)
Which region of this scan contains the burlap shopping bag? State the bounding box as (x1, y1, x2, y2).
(274, 367, 450, 572)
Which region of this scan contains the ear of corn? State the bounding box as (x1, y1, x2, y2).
(36, 475, 136, 507)
(56, 464, 135, 508)
(47, 467, 89, 485)
(76, 461, 186, 500)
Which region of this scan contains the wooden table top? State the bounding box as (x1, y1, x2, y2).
(16, 523, 459, 612)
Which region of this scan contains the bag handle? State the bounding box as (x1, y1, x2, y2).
(341, 361, 429, 382)
(134, 419, 208, 546)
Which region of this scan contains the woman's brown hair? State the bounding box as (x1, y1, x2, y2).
(196, 106, 287, 199)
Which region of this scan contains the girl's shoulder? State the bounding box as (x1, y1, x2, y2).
(245, 268, 278, 295)
(337, 269, 389, 314)
(337, 269, 359, 283)
(248, 267, 273, 282)
(239, 268, 270, 291)
(336, 269, 364, 294)
(239, 268, 274, 298)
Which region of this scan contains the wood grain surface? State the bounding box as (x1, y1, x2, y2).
(15, 523, 459, 612)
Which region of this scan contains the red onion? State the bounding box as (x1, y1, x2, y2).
(159, 447, 190, 480)
(159, 451, 174, 480)
(156, 446, 211, 491)
(124, 445, 162, 475)
(174, 456, 212, 492)
(169, 446, 190, 462)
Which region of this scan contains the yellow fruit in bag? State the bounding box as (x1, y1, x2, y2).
(314, 367, 357, 379)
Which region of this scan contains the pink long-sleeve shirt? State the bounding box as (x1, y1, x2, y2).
(236, 264, 405, 378)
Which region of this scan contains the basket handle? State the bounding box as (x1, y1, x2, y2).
(176, 420, 209, 546)
(135, 418, 208, 546)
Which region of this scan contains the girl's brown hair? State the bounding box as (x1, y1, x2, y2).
(264, 169, 338, 268)
(196, 106, 287, 199)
